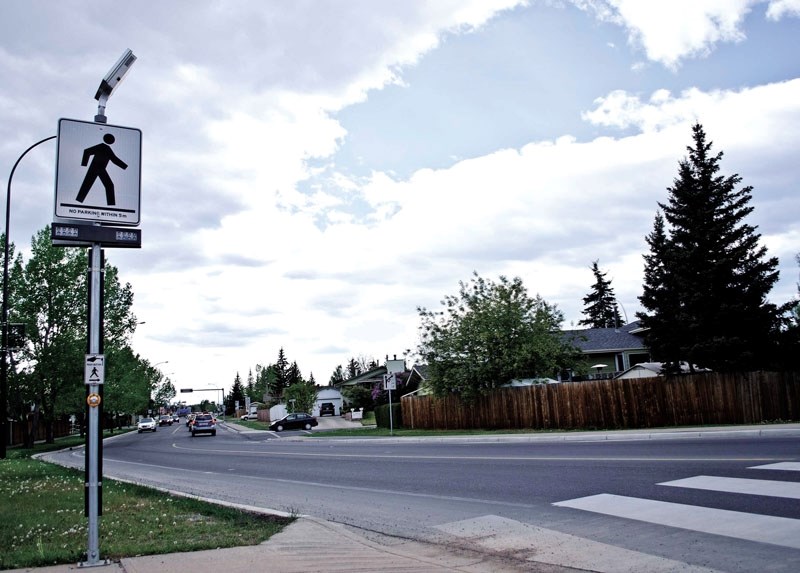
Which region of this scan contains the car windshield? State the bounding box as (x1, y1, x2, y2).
(140, 418, 153, 423)
(196, 414, 212, 421)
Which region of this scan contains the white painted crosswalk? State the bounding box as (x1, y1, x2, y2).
(749, 461, 800, 471)
(553, 461, 800, 550)
(554, 493, 800, 549)
(659, 475, 800, 499)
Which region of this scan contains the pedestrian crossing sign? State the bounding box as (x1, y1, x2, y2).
(85, 354, 105, 385)
(54, 118, 141, 226)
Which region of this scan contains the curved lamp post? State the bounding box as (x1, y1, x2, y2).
(1, 135, 56, 459)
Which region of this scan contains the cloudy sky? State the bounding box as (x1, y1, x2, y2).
(2, 0, 799, 394)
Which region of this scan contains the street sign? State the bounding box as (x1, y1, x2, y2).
(85, 354, 105, 385)
(54, 118, 141, 226)
(383, 373, 396, 391)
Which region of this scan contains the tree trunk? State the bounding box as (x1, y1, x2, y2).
(45, 418, 55, 443)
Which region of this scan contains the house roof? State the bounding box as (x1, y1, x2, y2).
(562, 321, 648, 353)
(410, 364, 428, 380)
(501, 378, 559, 386)
(615, 361, 710, 378)
(337, 365, 387, 387)
(316, 388, 343, 399)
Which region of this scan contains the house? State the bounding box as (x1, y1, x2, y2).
(314, 388, 343, 416)
(401, 364, 431, 397)
(501, 378, 560, 387)
(562, 321, 651, 379)
(615, 361, 709, 379)
(615, 362, 664, 379)
(335, 365, 388, 390)
(335, 362, 419, 402)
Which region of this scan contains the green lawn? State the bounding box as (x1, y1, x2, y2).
(0, 435, 292, 570)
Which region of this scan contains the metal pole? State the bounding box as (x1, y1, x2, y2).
(83, 244, 103, 567)
(1, 135, 56, 459)
(388, 387, 393, 436)
(81, 48, 136, 566)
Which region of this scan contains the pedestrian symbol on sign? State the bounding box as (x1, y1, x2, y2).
(75, 133, 128, 206)
(54, 118, 142, 226)
(84, 354, 105, 385)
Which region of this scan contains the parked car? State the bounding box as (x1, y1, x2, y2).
(191, 413, 216, 437)
(240, 412, 258, 421)
(137, 417, 157, 433)
(158, 415, 173, 426)
(319, 403, 335, 416)
(269, 412, 318, 432)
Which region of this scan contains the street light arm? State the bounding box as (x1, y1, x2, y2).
(2, 134, 57, 460)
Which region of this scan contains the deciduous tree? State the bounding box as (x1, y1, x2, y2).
(417, 272, 580, 402)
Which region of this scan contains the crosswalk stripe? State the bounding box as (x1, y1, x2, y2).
(749, 462, 800, 471)
(553, 493, 800, 549)
(659, 475, 800, 499)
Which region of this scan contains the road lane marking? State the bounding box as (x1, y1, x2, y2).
(166, 442, 782, 462)
(749, 462, 800, 471)
(659, 475, 800, 499)
(553, 493, 800, 549)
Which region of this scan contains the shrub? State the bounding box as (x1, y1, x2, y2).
(374, 403, 402, 429)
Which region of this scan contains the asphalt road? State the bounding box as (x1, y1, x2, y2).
(44, 421, 800, 572)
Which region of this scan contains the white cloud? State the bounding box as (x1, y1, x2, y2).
(579, 0, 759, 68)
(766, 0, 800, 19)
(2, 0, 797, 392)
(131, 71, 800, 385)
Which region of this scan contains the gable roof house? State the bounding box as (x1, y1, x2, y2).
(615, 361, 710, 380)
(562, 321, 651, 380)
(335, 366, 388, 390)
(401, 364, 431, 397)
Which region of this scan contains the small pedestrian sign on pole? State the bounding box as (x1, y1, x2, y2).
(85, 354, 105, 385)
(55, 118, 141, 226)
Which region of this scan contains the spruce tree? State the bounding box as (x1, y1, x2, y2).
(272, 347, 289, 397)
(578, 260, 623, 328)
(329, 365, 345, 386)
(638, 123, 779, 372)
(286, 361, 303, 386)
(227, 372, 245, 413)
(638, 212, 684, 372)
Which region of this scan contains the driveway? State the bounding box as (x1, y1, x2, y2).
(314, 415, 367, 430)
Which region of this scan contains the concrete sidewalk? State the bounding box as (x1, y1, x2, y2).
(6, 515, 580, 573)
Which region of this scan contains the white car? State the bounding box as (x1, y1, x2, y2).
(240, 413, 258, 421)
(137, 417, 157, 433)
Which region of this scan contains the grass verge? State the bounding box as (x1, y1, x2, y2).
(0, 435, 292, 570)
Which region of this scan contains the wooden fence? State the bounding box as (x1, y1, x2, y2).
(7, 417, 74, 447)
(401, 371, 800, 430)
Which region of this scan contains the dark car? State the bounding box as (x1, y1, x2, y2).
(191, 413, 216, 437)
(158, 415, 173, 426)
(319, 403, 335, 416)
(269, 412, 318, 432)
